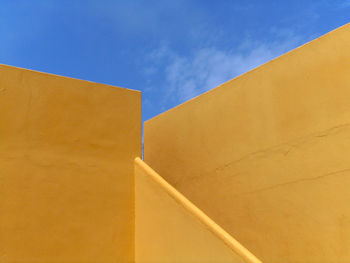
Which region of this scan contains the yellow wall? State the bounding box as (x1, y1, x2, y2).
(144, 23, 350, 262)
(134, 158, 262, 263)
(0, 65, 141, 263)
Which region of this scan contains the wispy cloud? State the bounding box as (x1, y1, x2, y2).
(144, 30, 306, 104)
(338, 0, 350, 8)
(85, 0, 206, 40)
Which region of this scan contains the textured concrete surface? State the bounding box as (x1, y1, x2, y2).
(135, 157, 262, 263)
(0, 65, 141, 263)
(144, 23, 350, 262)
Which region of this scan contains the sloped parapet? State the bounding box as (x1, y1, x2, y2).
(135, 157, 262, 263)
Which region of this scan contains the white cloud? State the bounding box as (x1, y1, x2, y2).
(145, 31, 305, 103)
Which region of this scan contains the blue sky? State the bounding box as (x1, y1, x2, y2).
(1, 0, 349, 120)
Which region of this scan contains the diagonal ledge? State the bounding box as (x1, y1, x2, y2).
(135, 157, 262, 263)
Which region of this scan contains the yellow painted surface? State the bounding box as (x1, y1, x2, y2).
(0, 65, 141, 263)
(144, 23, 350, 262)
(134, 157, 262, 263)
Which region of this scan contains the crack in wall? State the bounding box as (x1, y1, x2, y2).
(231, 168, 350, 197)
(177, 122, 350, 186)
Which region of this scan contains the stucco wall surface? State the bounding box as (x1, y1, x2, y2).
(134, 157, 261, 263)
(144, 23, 350, 262)
(0, 65, 141, 263)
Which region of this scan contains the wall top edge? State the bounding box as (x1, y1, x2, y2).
(145, 22, 350, 124)
(0, 63, 141, 94)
